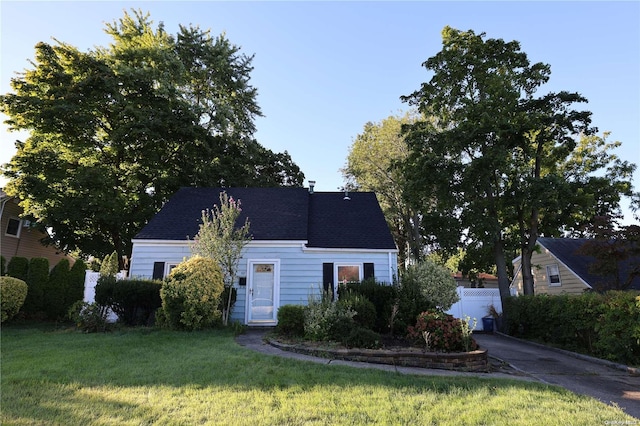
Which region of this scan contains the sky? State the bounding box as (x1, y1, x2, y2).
(1, 1, 639, 223)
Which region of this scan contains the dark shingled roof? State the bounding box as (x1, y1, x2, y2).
(538, 237, 640, 290)
(135, 187, 309, 241)
(307, 192, 396, 249)
(134, 187, 397, 250)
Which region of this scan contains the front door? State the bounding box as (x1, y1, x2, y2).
(247, 260, 279, 325)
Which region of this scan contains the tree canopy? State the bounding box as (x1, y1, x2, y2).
(1, 10, 304, 262)
(401, 26, 636, 301)
(576, 215, 640, 291)
(342, 112, 423, 265)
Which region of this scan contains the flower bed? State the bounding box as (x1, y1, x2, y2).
(267, 338, 489, 372)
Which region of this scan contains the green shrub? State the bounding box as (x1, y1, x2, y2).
(566, 292, 602, 352)
(100, 251, 119, 277)
(45, 258, 70, 320)
(338, 292, 377, 330)
(327, 315, 356, 341)
(407, 310, 478, 352)
(304, 290, 356, 341)
(68, 301, 109, 333)
(6, 256, 28, 281)
(338, 279, 396, 333)
(94, 275, 118, 308)
(0, 255, 6, 276)
(66, 259, 87, 309)
(504, 294, 554, 339)
(503, 292, 640, 365)
(277, 304, 306, 337)
(97, 278, 162, 326)
(159, 257, 224, 331)
(343, 327, 381, 349)
(593, 291, 640, 365)
(393, 259, 461, 335)
(402, 259, 459, 310)
(22, 257, 49, 315)
(0, 276, 28, 322)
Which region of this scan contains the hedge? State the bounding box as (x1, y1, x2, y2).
(45, 258, 70, 320)
(23, 257, 49, 315)
(503, 291, 640, 365)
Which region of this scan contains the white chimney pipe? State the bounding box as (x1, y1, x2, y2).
(309, 180, 316, 194)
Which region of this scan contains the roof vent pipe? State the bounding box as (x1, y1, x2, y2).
(343, 190, 350, 201)
(308, 180, 316, 194)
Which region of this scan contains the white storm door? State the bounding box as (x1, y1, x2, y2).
(247, 260, 279, 324)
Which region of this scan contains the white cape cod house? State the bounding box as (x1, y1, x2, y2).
(129, 186, 398, 326)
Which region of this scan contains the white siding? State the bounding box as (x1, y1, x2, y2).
(129, 239, 398, 324)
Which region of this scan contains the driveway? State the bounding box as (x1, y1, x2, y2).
(474, 333, 640, 420)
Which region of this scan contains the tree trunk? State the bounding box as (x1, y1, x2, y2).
(493, 238, 511, 304)
(223, 283, 233, 326)
(410, 210, 423, 261)
(521, 247, 536, 295)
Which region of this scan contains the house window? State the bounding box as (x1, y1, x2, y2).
(336, 264, 362, 285)
(165, 263, 179, 278)
(5, 217, 21, 238)
(152, 261, 179, 280)
(546, 264, 561, 286)
(323, 262, 375, 300)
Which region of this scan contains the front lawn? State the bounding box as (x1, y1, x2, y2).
(1, 325, 634, 425)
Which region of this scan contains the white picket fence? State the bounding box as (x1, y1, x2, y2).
(83, 270, 126, 322)
(446, 287, 503, 331)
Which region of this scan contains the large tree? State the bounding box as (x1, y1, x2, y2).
(576, 215, 640, 291)
(342, 112, 423, 265)
(1, 10, 303, 263)
(401, 27, 635, 302)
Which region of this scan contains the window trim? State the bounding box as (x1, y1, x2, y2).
(335, 263, 363, 284)
(5, 217, 22, 238)
(334, 263, 362, 299)
(546, 264, 561, 286)
(164, 263, 179, 278)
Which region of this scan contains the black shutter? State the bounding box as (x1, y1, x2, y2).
(152, 262, 165, 280)
(364, 263, 375, 280)
(322, 263, 334, 296)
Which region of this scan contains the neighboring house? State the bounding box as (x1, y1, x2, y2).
(453, 272, 499, 288)
(510, 237, 640, 295)
(129, 186, 399, 326)
(0, 189, 73, 268)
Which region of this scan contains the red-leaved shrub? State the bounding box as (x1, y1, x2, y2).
(407, 310, 478, 352)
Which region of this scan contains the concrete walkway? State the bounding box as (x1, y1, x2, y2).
(236, 329, 640, 419)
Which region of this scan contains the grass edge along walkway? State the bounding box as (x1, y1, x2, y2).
(1, 325, 636, 425)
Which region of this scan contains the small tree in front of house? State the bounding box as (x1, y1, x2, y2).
(100, 251, 119, 278)
(191, 191, 251, 325)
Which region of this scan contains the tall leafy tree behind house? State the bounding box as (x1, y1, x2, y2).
(343, 112, 424, 265)
(0, 10, 303, 264)
(401, 26, 636, 303)
(576, 215, 640, 291)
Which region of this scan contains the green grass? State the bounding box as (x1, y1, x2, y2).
(1, 324, 635, 425)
